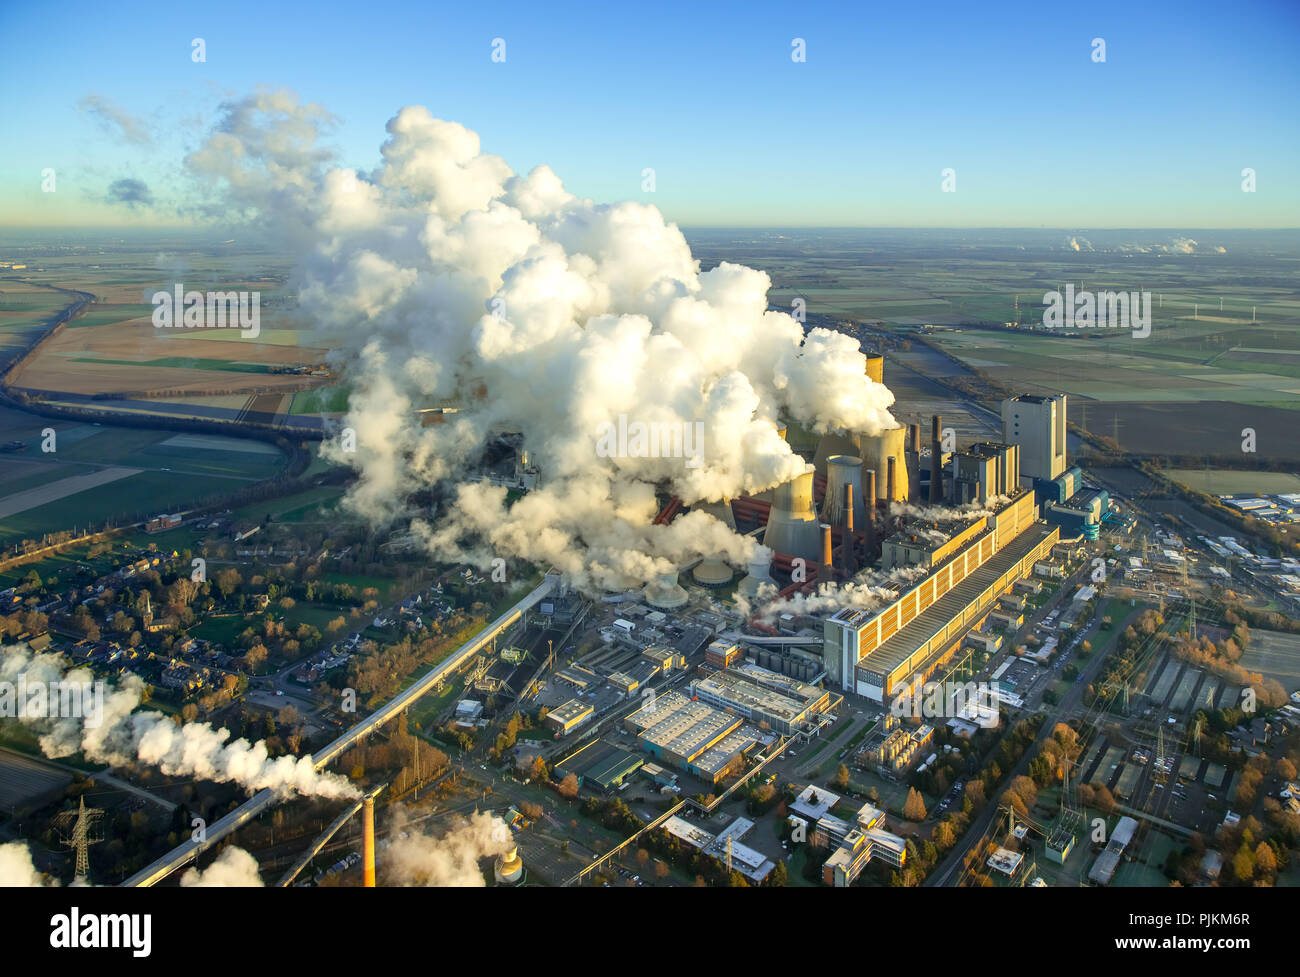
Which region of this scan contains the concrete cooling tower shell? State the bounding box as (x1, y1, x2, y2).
(821, 455, 865, 527)
(860, 427, 909, 502)
(762, 467, 822, 563)
(738, 552, 776, 598)
(644, 571, 690, 609)
(693, 498, 736, 531)
(864, 355, 885, 385)
(693, 554, 734, 586)
(812, 432, 862, 479)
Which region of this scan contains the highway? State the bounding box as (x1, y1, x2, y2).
(120, 572, 558, 886)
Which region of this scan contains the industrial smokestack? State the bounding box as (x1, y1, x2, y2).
(930, 414, 943, 504)
(886, 456, 897, 514)
(907, 423, 922, 502)
(864, 469, 877, 557)
(820, 524, 834, 581)
(844, 483, 855, 533)
(363, 794, 376, 888)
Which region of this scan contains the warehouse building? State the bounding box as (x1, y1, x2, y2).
(554, 741, 644, 791)
(546, 698, 595, 736)
(623, 690, 755, 783)
(690, 664, 833, 736)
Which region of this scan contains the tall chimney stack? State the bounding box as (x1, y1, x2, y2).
(886, 456, 897, 515)
(908, 423, 921, 455)
(864, 468, 877, 553)
(844, 483, 855, 534)
(842, 484, 858, 575)
(930, 414, 943, 504)
(363, 794, 376, 888)
(820, 523, 834, 581)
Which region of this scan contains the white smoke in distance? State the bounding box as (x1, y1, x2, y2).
(381, 809, 512, 887)
(186, 89, 900, 593)
(180, 845, 264, 887)
(0, 645, 356, 800)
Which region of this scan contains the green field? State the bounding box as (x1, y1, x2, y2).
(1163, 469, 1300, 497)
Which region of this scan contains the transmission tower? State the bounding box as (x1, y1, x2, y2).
(52, 797, 104, 884)
(1154, 726, 1169, 786)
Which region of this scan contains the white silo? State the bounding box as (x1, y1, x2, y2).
(762, 467, 822, 563)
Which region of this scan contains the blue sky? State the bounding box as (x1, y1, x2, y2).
(1, 0, 1297, 227)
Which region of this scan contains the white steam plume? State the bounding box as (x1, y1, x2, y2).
(0, 645, 357, 800)
(381, 809, 512, 887)
(0, 841, 52, 887)
(180, 846, 264, 887)
(186, 90, 899, 592)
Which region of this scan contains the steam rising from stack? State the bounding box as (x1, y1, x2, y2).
(185, 90, 900, 594)
(0, 645, 356, 800)
(382, 809, 513, 887)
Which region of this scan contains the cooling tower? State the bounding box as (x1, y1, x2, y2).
(864, 355, 884, 385)
(693, 553, 734, 587)
(494, 844, 524, 885)
(762, 467, 822, 562)
(860, 427, 909, 502)
(644, 571, 689, 610)
(812, 431, 862, 479)
(738, 551, 776, 598)
(821, 455, 865, 528)
(694, 498, 736, 531)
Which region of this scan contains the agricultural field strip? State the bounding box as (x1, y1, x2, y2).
(0, 466, 140, 518)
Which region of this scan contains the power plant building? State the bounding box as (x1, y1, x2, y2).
(823, 491, 1059, 703)
(1002, 394, 1067, 484)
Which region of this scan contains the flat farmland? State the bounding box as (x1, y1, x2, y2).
(1163, 469, 1300, 496)
(0, 405, 289, 548)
